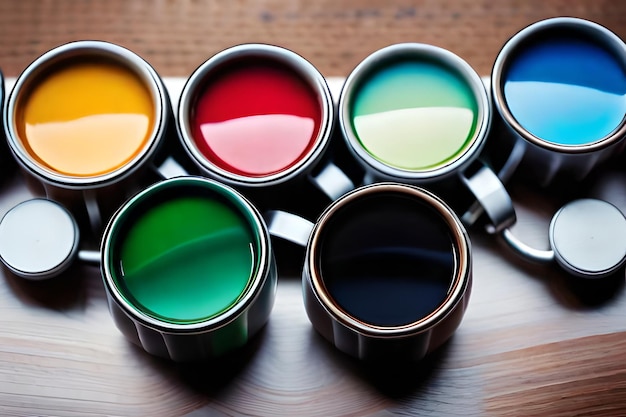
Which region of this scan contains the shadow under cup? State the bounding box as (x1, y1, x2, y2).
(4, 41, 170, 231)
(101, 177, 277, 362)
(303, 183, 472, 363)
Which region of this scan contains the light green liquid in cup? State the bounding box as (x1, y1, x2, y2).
(116, 195, 257, 324)
(350, 60, 479, 171)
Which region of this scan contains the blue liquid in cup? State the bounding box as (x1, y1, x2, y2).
(503, 36, 626, 146)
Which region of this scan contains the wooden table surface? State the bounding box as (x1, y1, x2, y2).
(1, 1, 626, 416)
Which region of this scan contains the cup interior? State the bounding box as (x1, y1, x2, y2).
(7, 42, 163, 184)
(178, 44, 333, 185)
(339, 44, 488, 180)
(103, 177, 267, 327)
(493, 18, 626, 149)
(308, 183, 470, 334)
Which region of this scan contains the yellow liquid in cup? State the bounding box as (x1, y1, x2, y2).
(16, 59, 155, 177)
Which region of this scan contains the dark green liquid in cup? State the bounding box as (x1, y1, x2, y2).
(113, 192, 258, 325)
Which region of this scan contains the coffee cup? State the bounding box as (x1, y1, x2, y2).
(4, 40, 174, 233)
(267, 182, 472, 362)
(337, 43, 516, 231)
(490, 17, 626, 186)
(0, 177, 277, 361)
(100, 176, 277, 361)
(176, 43, 354, 202)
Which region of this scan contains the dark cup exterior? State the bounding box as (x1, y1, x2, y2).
(104, 257, 277, 362)
(490, 17, 626, 187)
(3, 40, 174, 232)
(302, 183, 472, 363)
(100, 177, 278, 362)
(0, 69, 16, 178)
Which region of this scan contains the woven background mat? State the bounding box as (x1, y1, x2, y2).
(0, 0, 624, 78)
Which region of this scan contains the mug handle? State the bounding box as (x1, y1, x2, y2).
(459, 161, 516, 234)
(154, 155, 190, 179)
(458, 160, 552, 263)
(501, 199, 626, 277)
(500, 228, 554, 264)
(461, 160, 626, 278)
(460, 139, 526, 228)
(266, 161, 354, 246)
(83, 189, 103, 235)
(80, 156, 189, 235)
(308, 161, 355, 201)
(264, 210, 315, 248)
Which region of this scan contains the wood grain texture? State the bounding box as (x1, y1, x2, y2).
(0, 2, 626, 416)
(1, 0, 626, 78)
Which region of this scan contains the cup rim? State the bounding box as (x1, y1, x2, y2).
(306, 182, 471, 337)
(177, 43, 334, 187)
(491, 16, 626, 154)
(338, 42, 491, 183)
(101, 176, 272, 332)
(4, 40, 168, 188)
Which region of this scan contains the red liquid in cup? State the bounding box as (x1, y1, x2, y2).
(191, 61, 322, 177)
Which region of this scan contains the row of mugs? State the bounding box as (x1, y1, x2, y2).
(3, 17, 626, 223)
(0, 16, 624, 363)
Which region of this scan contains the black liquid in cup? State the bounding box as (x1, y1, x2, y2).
(303, 183, 471, 363)
(318, 192, 455, 327)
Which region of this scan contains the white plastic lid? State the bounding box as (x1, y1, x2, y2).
(550, 198, 626, 278)
(0, 199, 79, 279)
